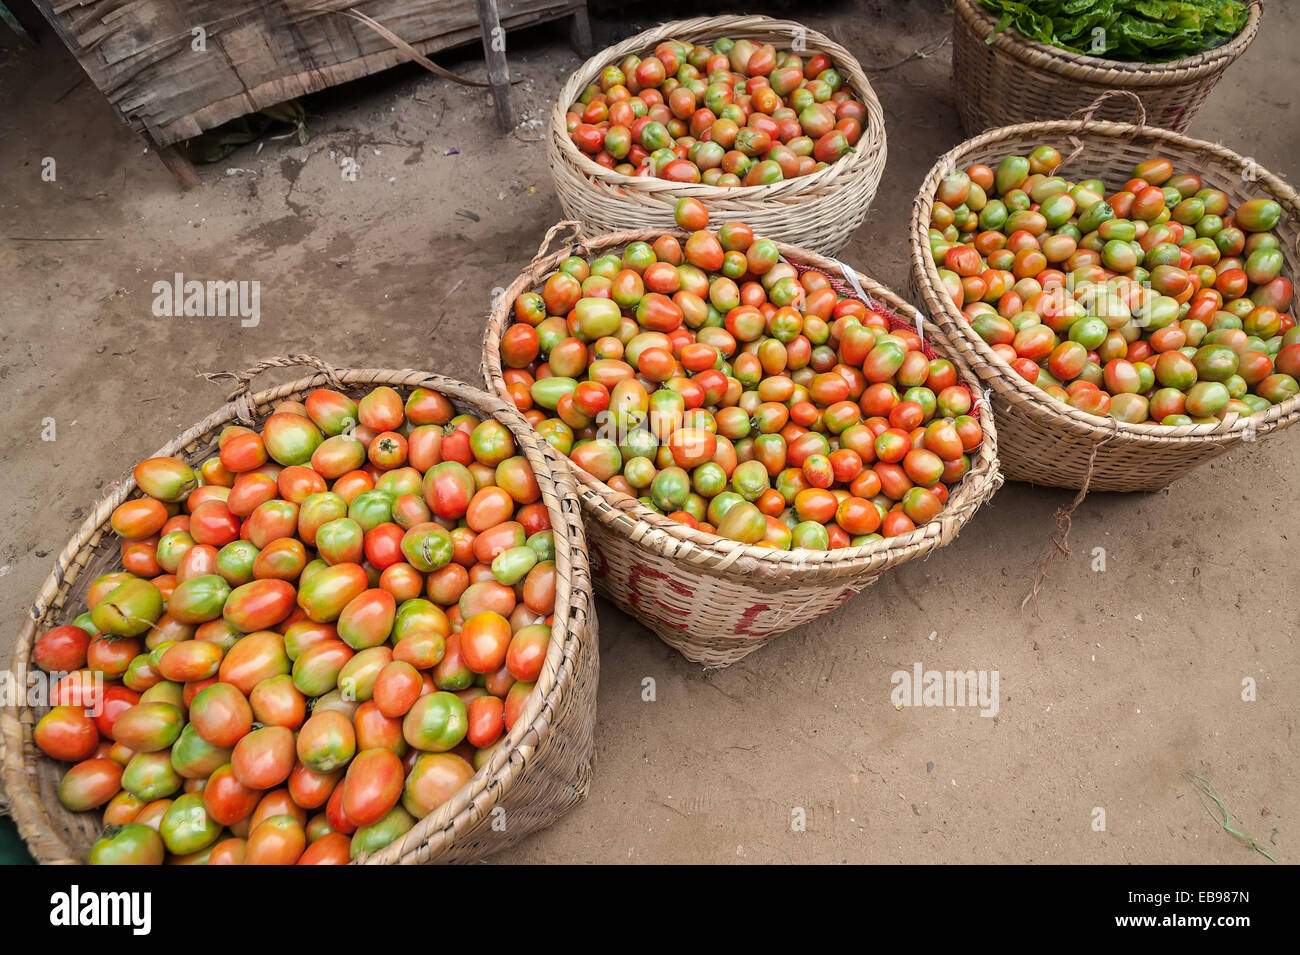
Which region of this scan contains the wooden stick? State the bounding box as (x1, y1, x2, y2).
(475, 0, 514, 131)
(568, 3, 594, 58)
(148, 135, 199, 190)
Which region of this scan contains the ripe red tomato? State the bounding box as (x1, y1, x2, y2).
(33, 625, 91, 672)
(35, 706, 100, 762)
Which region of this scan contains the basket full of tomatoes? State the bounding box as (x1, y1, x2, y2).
(484, 207, 1001, 666)
(548, 14, 887, 256)
(909, 98, 1300, 492)
(0, 358, 597, 864)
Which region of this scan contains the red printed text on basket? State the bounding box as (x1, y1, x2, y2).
(627, 563, 692, 632)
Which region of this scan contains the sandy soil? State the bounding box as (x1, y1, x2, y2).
(0, 0, 1295, 864)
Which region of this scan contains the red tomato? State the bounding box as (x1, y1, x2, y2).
(459, 612, 512, 674)
(466, 695, 505, 748)
(245, 815, 306, 865)
(340, 748, 405, 828)
(33, 625, 91, 673)
(34, 706, 100, 762)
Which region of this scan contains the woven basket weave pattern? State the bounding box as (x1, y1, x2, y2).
(909, 120, 1300, 492)
(548, 15, 887, 256)
(484, 228, 1002, 666)
(0, 363, 598, 864)
(951, 0, 1262, 135)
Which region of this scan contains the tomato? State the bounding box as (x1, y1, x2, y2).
(459, 612, 512, 673)
(92, 685, 140, 740)
(298, 562, 369, 622)
(232, 725, 296, 789)
(402, 752, 475, 817)
(160, 792, 222, 855)
(111, 701, 183, 753)
(220, 431, 269, 473)
(403, 691, 468, 752)
(218, 630, 290, 695)
(202, 763, 261, 825)
(58, 757, 124, 811)
(295, 710, 357, 773)
(111, 498, 169, 540)
(393, 630, 447, 671)
(348, 703, 404, 760)
(422, 461, 476, 521)
(463, 694, 504, 754)
(349, 805, 415, 860)
(223, 578, 296, 632)
(335, 645, 391, 704)
(185, 682, 251, 748)
(374, 661, 423, 718)
(281, 762, 339, 812)
(245, 815, 307, 865)
(503, 680, 534, 731)
(227, 473, 277, 518)
(129, 457, 196, 504)
(342, 748, 405, 827)
(246, 673, 305, 730)
(118, 749, 181, 802)
(90, 578, 163, 637)
(337, 588, 397, 650)
(86, 635, 139, 679)
(34, 705, 100, 762)
(297, 830, 351, 865)
(89, 822, 166, 865)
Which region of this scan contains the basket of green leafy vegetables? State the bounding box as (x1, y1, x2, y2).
(952, 0, 1260, 134)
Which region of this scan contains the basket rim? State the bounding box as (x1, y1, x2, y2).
(954, 0, 1263, 85)
(0, 366, 593, 865)
(482, 226, 1003, 581)
(909, 117, 1300, 446)
(549, 14, 887, 203)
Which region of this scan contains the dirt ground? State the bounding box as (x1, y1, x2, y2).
(1, 0, 1295, 864)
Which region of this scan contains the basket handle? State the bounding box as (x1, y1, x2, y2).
(1059, 91, 1147, 172)
(529, 220, 585, 271)
(1020, 416, 1121, 615)
(200, 354, 347, 424)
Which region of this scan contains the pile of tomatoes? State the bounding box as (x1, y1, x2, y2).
(925, 148, 1299, 424)
(566, 36, 868, 186)
(32, 385, 559, 864)
(497, 201, 985, 549)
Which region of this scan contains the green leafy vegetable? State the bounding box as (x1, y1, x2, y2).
(979, 0, 1249, 62)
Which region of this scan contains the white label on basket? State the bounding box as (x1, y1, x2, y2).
(832, 258, 869, 301)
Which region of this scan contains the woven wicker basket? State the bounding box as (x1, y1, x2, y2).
(951, 0, 1262, 135)
(0, 357, 598, 864)
(483, 226, 1002, 666)
(548, 15, 887, 256)
(909, 106, 1300, 493)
